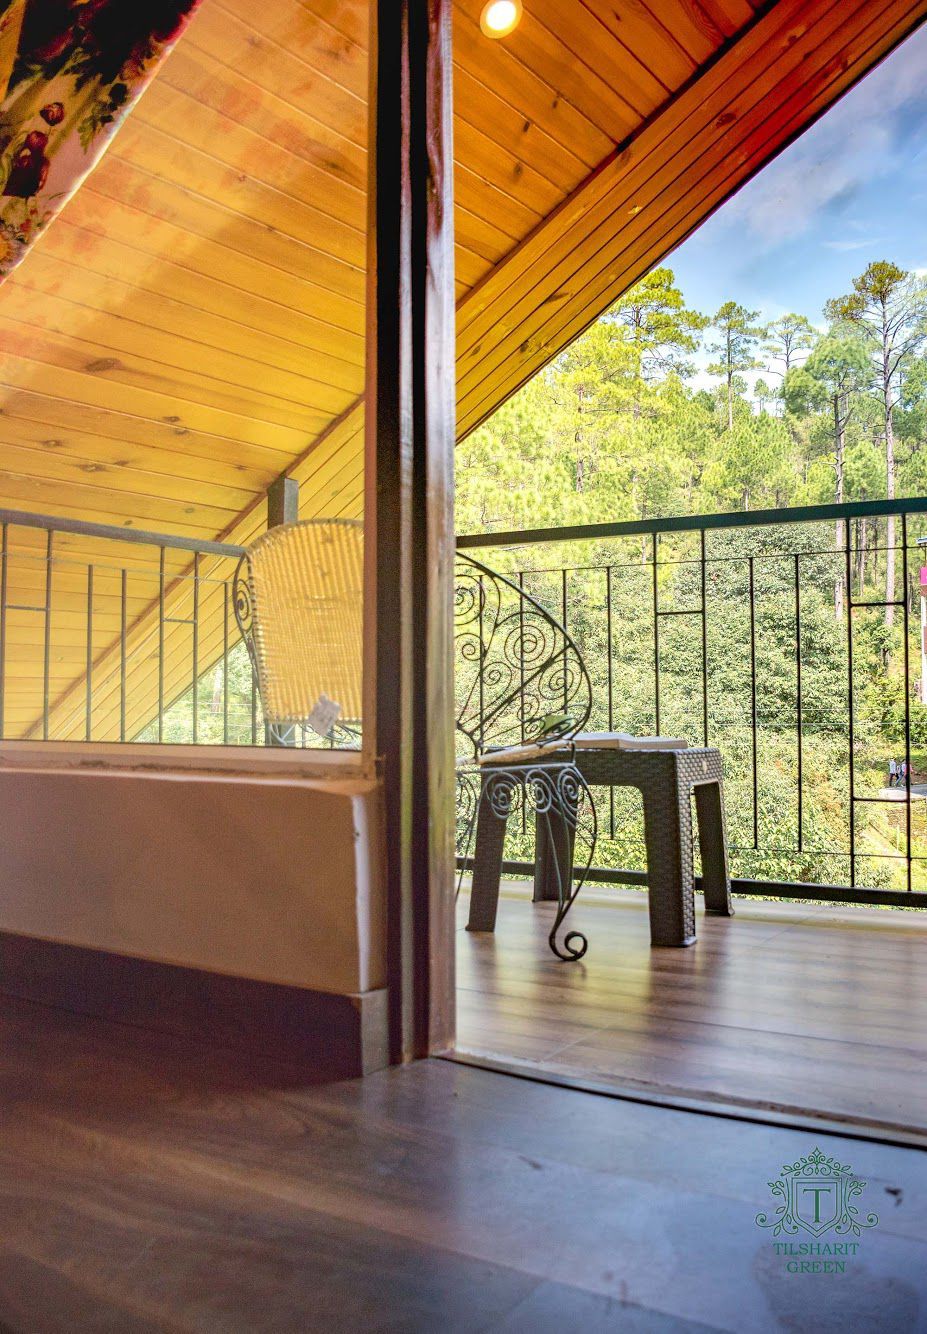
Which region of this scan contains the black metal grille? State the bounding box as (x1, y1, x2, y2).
(457, 497, 927, 908)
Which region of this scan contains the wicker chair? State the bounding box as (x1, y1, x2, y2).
(234, 519, 363, 747)
(454, 553, 598, 960)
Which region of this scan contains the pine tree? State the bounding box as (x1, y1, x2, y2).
(707, 302, 767, 430)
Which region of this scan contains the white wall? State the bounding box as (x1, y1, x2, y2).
(0, 763, 385, 997)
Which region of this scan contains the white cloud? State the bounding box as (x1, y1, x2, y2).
(822, 238, 885, 252)
(716, 30, 927, 248)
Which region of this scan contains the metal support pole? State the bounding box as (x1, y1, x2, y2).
(265, 476, 299, 745)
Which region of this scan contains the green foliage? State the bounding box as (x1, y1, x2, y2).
(458, 263, 927, 893)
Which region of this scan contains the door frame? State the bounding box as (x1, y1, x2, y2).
(365, 0, 457, 1062)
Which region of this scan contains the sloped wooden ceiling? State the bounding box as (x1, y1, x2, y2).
(0, 0, 925, 739)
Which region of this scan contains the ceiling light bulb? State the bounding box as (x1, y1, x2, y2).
(480, 0, 523, 39)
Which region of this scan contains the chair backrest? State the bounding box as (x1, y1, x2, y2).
(235, 519, 363, 725)
(454, 552, 592, 761)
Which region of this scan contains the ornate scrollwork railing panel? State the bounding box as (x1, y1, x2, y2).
(454, 554, 592, 761)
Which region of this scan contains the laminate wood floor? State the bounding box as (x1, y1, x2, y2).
(456, 885, 927, 1139)
(1, 993, 926, 1332)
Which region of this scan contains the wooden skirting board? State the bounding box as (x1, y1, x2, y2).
(0, 930, 388, 1079)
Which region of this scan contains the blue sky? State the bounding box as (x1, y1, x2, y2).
(666, 23, 927, 330)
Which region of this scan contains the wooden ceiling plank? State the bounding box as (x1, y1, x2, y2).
(580, 1, 700, 84)
(459, 2, 643, 135)
(0, 314, 354, 433)
(634, 0, 727, 60)
(136, 81, 365, 232)
(450, 122, 568, 220)
(0, 354, 321, 455)
(2, 577, 185, 608)
(1, 546, 191, 585)
(69, 190, 366, 335)
(160, 43, 366, 190)
(184, 12, 366, 149)
(0, 486, 232, 541)
(100, 153, 366, 307)
(527, 0, 676, 107)
(448, 8, 616, 165)
(1, 278, 361, 413)
(453, 201, 523, 264)
(452, 66, 591, 194)
(113, 120, 367, 270)
(0, 469, 238, 531)
(11, 258, 363, 398)
(0, 440, 256, 513)
(42, 222, 365, 364)
(698, 0, 756, 33)
(453, 165, 546, 245)
(215, 0, 369, 100)
(0, 388, 293, 476)
(296, 0, 367, 49)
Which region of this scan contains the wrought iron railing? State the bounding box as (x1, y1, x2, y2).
(457, 497, 927, 908)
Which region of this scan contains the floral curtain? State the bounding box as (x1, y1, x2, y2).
(0, 0, 201, 281)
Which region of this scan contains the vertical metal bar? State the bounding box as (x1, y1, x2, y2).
(517, 572, 525, 742)
(251, 668, 258, 743)
(120, 569, 127, 743)
(845, 520, 856, 887)
(606, 565, 615, 839)
(518, 571, 526, 834)
(561, 566, 569, 711)
(42, 530, 53, 740)
(223, 580, 230, 745)
(902, 513, 912, 892)
(158, 547, 165, 743)
(0, 522, 7, 740)
(652, 532, 660, 734)
(479, 574, 486, 747)
(192, 551, 200, 744)
(85, 564, 93, 741)
(700, 528, 709, 747)
(748, 556, 758, 850)
(794, 553, 803, 853)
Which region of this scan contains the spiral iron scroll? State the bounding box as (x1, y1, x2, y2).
(456, 760, 597, 961)
(232, 555, 261, 685)
(454, 555, 592, 760)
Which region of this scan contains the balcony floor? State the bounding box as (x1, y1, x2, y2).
(456, 884, 927, 1142)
